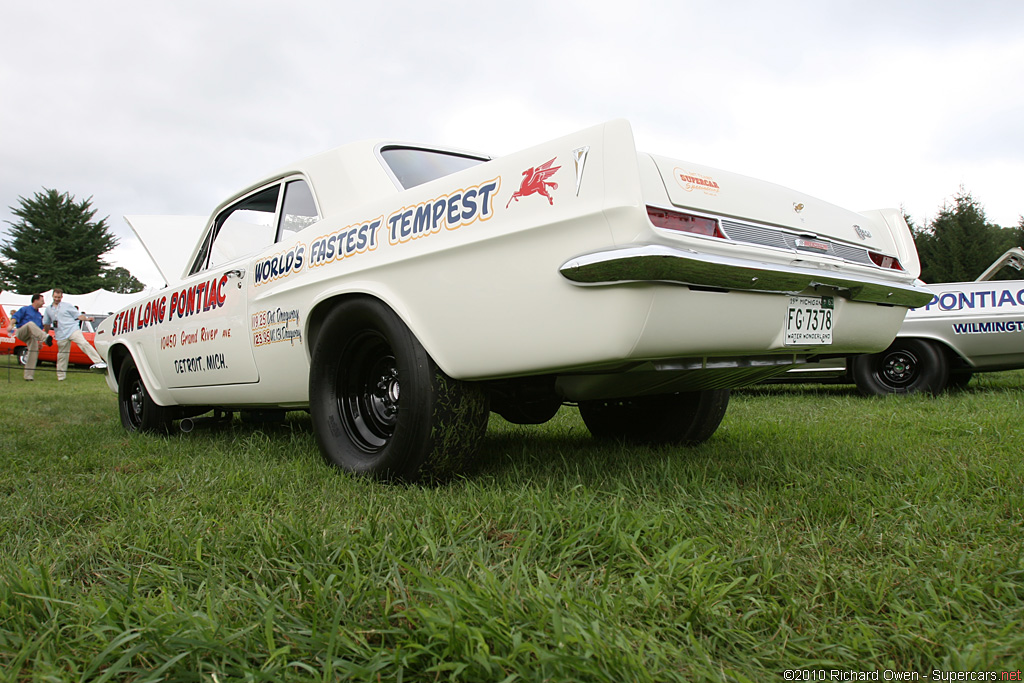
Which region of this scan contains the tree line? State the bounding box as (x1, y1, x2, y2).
(910, 189, 1024, 283)
(1, 186, 1022, 295)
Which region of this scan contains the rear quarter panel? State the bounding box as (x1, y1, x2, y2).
(289, 120, 653, 381)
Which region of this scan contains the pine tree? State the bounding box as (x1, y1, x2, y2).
(0, 189, 120, 294)
(914, 189, 1012, 283)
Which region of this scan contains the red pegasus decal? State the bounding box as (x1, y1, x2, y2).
(506, 157, 561, 208)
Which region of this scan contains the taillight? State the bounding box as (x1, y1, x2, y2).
(647, 206, 724, 238)
(869, 251, 905, 271)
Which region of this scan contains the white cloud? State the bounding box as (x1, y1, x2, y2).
(2, 0, 1023, 291)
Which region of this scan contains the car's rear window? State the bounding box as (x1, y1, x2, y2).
(380, 147, 488, 189)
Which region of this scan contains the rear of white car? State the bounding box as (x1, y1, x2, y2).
(97, 119, 931, 480)
(345, 121, 929, 392)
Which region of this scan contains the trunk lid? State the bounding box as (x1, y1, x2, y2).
(649, 154, 901, 261)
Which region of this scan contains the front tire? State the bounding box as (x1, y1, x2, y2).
(15, 347, 27, 366)
(579, 389, 730, 446)
(309, 299, 489, 481)
(118, 356, 173, 433)
(851, 339, 949, 396)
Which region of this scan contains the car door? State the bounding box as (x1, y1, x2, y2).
(159, 184, 283, 388)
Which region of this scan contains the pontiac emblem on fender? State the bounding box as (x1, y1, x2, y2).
(573, 146, 589, 196)
(506, 157, 561, 208)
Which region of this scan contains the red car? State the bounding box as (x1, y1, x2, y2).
(1, 307, 104, 367)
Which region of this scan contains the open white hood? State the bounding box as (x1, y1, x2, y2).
(124, 215, 208, 286)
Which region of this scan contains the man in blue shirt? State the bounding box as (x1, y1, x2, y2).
(6, 293, 53, 381)
(42, 288, 106, 381)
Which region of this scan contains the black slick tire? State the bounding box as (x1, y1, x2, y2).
(851, 338, 949, 396)
(578, 389, 730, 446)
(308, 298, 489, 482)
(118, 356, 173, 433)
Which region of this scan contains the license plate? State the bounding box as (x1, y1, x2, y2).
(785, 296, 834, 345)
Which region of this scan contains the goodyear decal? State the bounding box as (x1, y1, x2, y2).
(111, 275, 228, 336)
(308, 218, 382, 269)
(254, 243, 306, 287)
(387, 177, 500, 245)
(921, 287, 1024, 311)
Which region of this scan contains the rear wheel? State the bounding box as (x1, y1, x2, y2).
(118, 357, 173, 433)
(851, 339, 949, 395)
(15, 347, 27, 366)
(309, 299, 489, 481)
(579, 389, 730, 446)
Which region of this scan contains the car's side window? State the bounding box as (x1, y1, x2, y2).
(277, 179, 319, 241)
(208, 186, 280, 270)
(379, 147, 488, 189)
(192, 185, 282, 274)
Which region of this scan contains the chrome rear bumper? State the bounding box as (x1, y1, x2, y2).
(560, 245, 933, 308)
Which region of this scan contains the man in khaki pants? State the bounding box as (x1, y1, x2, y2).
(6, 293, 53, 381)
(41, 289, 106, 381)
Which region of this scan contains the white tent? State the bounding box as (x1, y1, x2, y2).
(1, 287, 155, 319)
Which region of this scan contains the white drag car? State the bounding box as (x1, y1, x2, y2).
(96, 120, 931, 480)
(784, 247, 1024, 394)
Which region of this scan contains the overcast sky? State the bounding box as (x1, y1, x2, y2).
(2, 0, 1023, 288)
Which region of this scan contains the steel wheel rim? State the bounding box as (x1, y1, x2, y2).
(338, 331, 399, 453)
(880, 349, 919, 387)
(124, 376, 145, 429)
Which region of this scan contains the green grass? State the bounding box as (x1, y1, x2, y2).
(0, 357, 1022, 681)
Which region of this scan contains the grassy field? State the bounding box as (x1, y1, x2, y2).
(0, 357, 1021, 682)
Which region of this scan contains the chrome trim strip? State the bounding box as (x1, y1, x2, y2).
(559, 245, 933, 308)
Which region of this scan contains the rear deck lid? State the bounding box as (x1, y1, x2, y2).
(649, 154, 900, 260)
